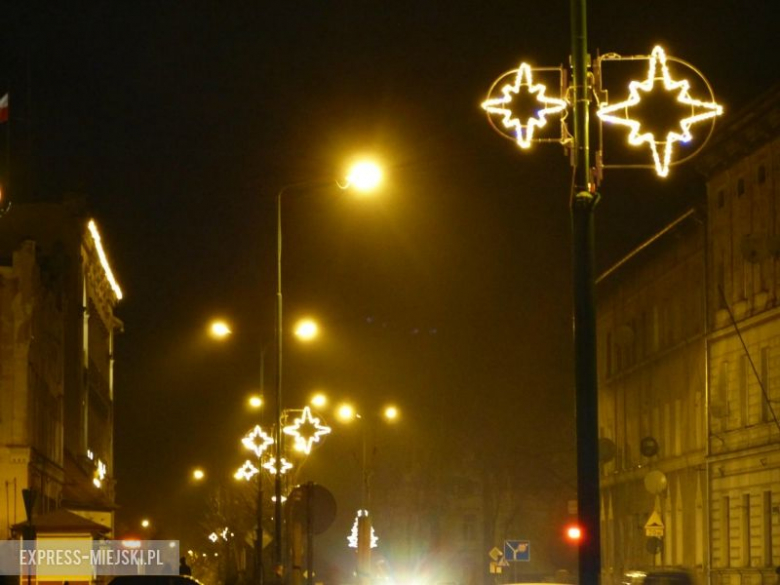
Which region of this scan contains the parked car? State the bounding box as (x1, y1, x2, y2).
(623, 569, 694, 585)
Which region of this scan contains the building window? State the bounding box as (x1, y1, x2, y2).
(762, 348, 771, 423)
(758, 165, 766, 185)
(763, 491, 773, 567)
(722, 496, 731, 567)
(737, 177, 745, 197)
(742, 493, 751, 567)
(740, 355, 749, 428)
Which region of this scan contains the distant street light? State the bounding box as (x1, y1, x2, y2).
(345, 161, 383, 193)
(141, 519, 150, 529)
(293, 318, 319, 342)
(272, 160, 383, 581)
(209, 320, 232, 340)
(310, 393, 327, 408)
(192, 468, 206, 481)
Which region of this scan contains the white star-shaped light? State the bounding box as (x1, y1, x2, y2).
(283, 406, 331, 454)
(242, 425, 274, 457)
(262, 457, 293, 475)
(482, 63, 568, 149)
(597, 45, 723, 177)
(234, 460, 259, 481)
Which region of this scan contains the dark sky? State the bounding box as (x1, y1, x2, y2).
(2, 0, 779, 567)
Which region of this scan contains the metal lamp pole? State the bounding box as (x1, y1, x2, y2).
(570, 0, 601, 583)
(357, 421, 371, 585)
(273, 186, 286, 583)
(273, 180, 331, 583)
(273, 167, 382, 582)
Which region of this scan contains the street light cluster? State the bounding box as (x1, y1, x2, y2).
(195, 158, 388, 585)
(193, 160, 391, 585)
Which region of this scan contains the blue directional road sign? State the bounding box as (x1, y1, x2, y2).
(504, 540, 530, 562)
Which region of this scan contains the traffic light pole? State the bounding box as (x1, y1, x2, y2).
(570, 0, 602, 584)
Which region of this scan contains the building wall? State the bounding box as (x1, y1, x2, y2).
(0, 240, 66, 534)
(0, 202, 121, 537)
(703, 100, 780, 585)
(597, 211, 708, 585)
(596, 85, 780, 585)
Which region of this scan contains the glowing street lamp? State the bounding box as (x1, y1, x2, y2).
(192, 468, 206, 481)
(272, 159, 383, 579)
(310, 393, 327, 408)
(336, 403, 356, 422)
(209, 320, 232, 340)
(345, 160, 383, 193)
(293, 318, 319, 342)
(248, 395, 263, 409)
(383, 406, 399, 422)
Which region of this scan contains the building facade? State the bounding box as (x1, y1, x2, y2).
(597, 84, 780, 585)
(0, 199, 123, 537)
(700, 86, 780, 585)
(597, 209, 708, 584)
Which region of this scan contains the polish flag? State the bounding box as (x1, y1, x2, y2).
(0, 94, 8, 123)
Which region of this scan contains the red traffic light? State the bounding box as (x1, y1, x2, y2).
(565, 524, 582, 542)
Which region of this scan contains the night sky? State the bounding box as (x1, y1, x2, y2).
(2, 0, 779, 572)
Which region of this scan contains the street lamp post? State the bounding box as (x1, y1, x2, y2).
(480, 1, 722, 582)
(272, 161, 383, 582)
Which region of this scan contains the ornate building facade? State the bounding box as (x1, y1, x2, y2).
(0, 199, 123, 537)
(597, 84, 780, 585)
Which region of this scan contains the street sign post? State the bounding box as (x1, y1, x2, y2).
(644, 510, 664, 538)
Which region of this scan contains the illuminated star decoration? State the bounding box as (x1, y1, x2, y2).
(347, 510, 378, 549)
(242, 425, 274, 457)
(283, 406, 332, 454)
(597, 45, 723, 177)
(234, 460, 259, 481)
(481, 63, 568, 149)
(262, 457, 293, 475)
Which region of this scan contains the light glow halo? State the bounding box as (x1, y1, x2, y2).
(482, 63, 568, 149)
(597, 45, 723, 177)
